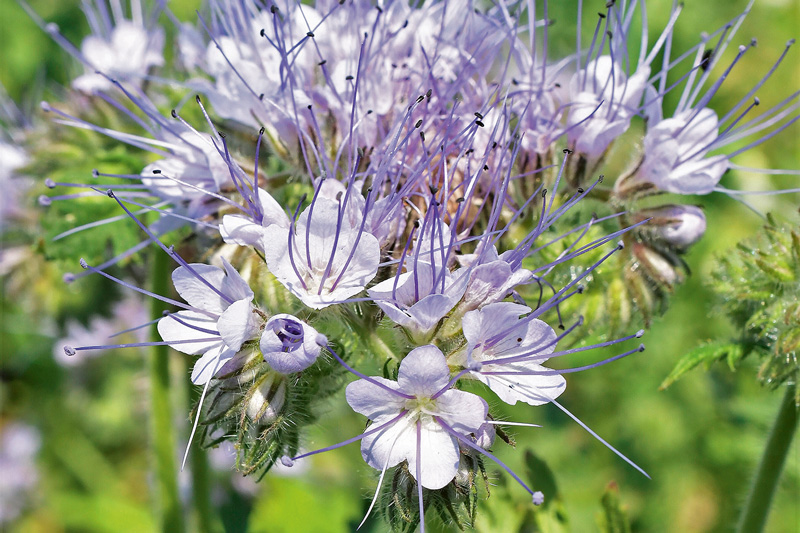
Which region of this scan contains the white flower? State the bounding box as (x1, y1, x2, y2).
(158, 259, 260, 384)
(567, 56, 650, 157)
(73, 20, 164, 93)
(368, 261, 468, 343)
(220, 187, 290, 251)
(634, 108, 728, 194)
(455, 302, 566, 406)
(345, 345, 487, 490)
(262, 197, 380, 309)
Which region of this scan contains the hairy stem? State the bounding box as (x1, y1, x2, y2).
(736, 386, 798, 533)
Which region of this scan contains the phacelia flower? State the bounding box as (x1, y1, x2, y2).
(345, 345, 487, 490)
(158, 258, 261, 384)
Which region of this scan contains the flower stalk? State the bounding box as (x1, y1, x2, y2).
(736, 386, 798, 533)
(149, 250, 185, 533)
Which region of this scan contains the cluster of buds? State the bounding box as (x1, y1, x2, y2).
(20, 0, 797, 530)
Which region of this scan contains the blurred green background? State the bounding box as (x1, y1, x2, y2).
(1, 0, 798, 532)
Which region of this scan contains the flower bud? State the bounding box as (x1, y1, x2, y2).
(636, 205, 707, 249)
(246, 373, 287, 425)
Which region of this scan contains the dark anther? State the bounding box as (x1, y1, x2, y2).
(429, 185, 439, 194)
(270, 5, 279, 14)
(106, 189, 115, 198)
(171, 109, 177, 118)
(259, 93, 265, 100)
(598, 174, 604, 183)
(260, 28, 266, 37)
(218, 131, 226, 138)
(413, 220, 420, 228)
(425, 89, 432, 98)
(598, 12, 606, 19)
(754, 97, 760, 106)
(456, 197, 465, 204)
(577, 187, 585, 193)
(345, 75, 354, 80)
(306, 31, 314, 38)
(376, 5, 383, 13)
(563, 148, 573, 154)
(259, 126, 266, 135)
(483, 165, 489, 171)
(415, 119, 423, 128)
(511, 78, 519, 85)
(542, 188, 548, 198)
(416, 95, 425, 103)
(419, 132, 425, 141)
(318, 59, 327, 66)
(476, 120, 485, 127)
(195, 95, 202, 104)
(307, 104, 312, 110)
(92, 169, 99, 177)
(700, 49, 713, 71)
(152, 169, 162, 174)
(492, 142, 497, 149)
(474, 112, 484, 119)
(402, 20, 408, 28)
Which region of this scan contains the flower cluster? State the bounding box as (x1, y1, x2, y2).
(22, 0, 797, 530)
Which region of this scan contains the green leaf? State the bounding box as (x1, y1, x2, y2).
(523, 450, 559, 506)
(660, 342, 744, 390)
(597, 482, 631, 533)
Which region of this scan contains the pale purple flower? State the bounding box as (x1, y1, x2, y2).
(157, 259, 261, 384)
(262, 196, 380, 309)
(0, 422, 40, 524)
(566, 56, 650, 158)
(630, 108, 728, 195)
(27, 0, 165, 93)
(454, 302, 566, 406)
(345, 345, 487, 490)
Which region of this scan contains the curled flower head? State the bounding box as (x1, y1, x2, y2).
(260, 314, 324, 374)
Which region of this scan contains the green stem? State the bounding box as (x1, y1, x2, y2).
(186, 370, 223, 533)
(150, 251, 185, 533)
(736, 386, 798, 533)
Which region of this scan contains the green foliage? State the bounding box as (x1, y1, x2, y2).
(665, 215, 800, 405)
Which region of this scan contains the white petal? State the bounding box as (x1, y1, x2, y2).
(191, 345, 237, 385)
(408, 417, 460, 489)
(397, 345, 450, 397)
(434, 389, 488, 434)
(217, 299, 258, 352)
(171, 264, 227, 314)
(346, 378, 406, 419)
(157, 311, 222, 355)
